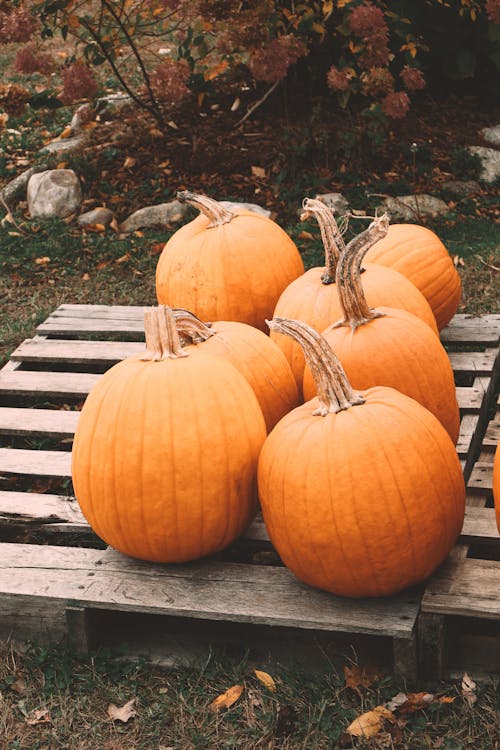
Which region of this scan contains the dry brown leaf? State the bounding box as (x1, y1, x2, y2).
(35, 256, 50, 266)
(10, 675, 27, 695)
(56, 161, 69, 169)
(209, 684, 243, 712)
(251, 166, 266, 178)
(123, 156, 136, 169)
(347, 705, 394, 738)
(254, 670, 276, 692)
(461, 673, 477, 706)
(26, 707, 51, 725)
(344, 664, 380, 691)
(150, 242, 164, 256)
(392, 692, 435, 714)
(59, 125, 73, 139)
(107, 698, 137, 723)
(438, 695, 455, 704)
(110, 217, 120, 233)
(1, 211, 14, 227)
(297, 230, 314, 240)
(96, 260, 110, 270)
(115, 253, 130, 264)
(81, 273, 90, 281)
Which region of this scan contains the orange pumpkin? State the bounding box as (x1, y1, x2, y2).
(72, 306, 266, 563)
(494, 442, 500, 534)
(173, 308, 299, 432)
(156, 192, 304, 331)
(259, 318, 465, 598)
(271, 202, 438, 391)
(364, 223, 461, 330)
(302, 216, 460, 443)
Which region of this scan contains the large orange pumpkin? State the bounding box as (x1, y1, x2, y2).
(156, 191, 304, 331)
(72, 306, 267, 563)
(271, 202, 438, 391)
(494, 442, 500, 534)
(173, 308, 299, 432)
(302, 216, 460, 443)
(364, 223, 461, 330)
(259, 318, 465, 598)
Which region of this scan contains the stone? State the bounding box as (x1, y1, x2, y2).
(119, 200, 187, 232)
(27, 169, 82, 219)
(96, 93, 134, 119)
(440, 180, 481, 197)
(315, 192, 350, 215)
(0, 166, 47, 209)
(70, 104, 95, 134)
(77, 207, 115, 228)
(220, 200, 271, 218)
(468, 146, 500, 184)
(480, 125, 500, 149)
(39, 134, 85, 156)
(377, 194, 449, 221)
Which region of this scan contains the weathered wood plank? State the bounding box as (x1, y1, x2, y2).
(0, 543, 419, 637)
(467, 452, 494, 493)
(461, 507, 500, 544)
(455, 379, 491, 412)
(0, 448, 71, 477)
(10, 338, 144, 366)
(422, 558, 500, 619)
(484, 410, 500, 448)
(447, 350, 498, 375)
(456, 414, 479, 457)
(52, 304, 148, 319)
(0, 490, 85, 526)
(0, 370, 100, 398)
(440, 314, 500, 345)
(0, 407, 79, 437)
(37, 318, 145, 336)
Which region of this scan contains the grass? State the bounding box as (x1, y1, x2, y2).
(0, 642, 498, 750)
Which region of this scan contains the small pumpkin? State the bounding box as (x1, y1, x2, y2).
(302, 216, 460, 443)
(72, 306, 267, 563)
(156, 192, 304, 331)
(173, 308, 299, 432)
(259, 318, 465, 598)
(271, 201, 438, 391)
(364, 223, 461, 330)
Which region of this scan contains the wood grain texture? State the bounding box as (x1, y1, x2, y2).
(0, 407, 79, 437)
(0, 543, 420, 637)
(455, 378, 492, 412)
(440, 314, 500, 345)
(456, 414, 479, 457)
(11, 338, 144, 365)
(0, 490, 85, 526)
(422, 557, 500, 619)
(0, 448, 71, 477)
(461, 507, 500, 543)
(447, 350, 498, 375)
(0, 370, 100, 398)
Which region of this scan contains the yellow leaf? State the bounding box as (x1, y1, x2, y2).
(123, 156, 136, 169)
(254, 670, 276, 692)
(59, 125, 73, 139)
(251, 166, 266, 178)
(35, 256, 50, 266)
(347, 706, 394, 738)
(56, 162, 69, 169)
(115, 253, 130, 263)
(322, 0, 334, 18)
(209, 684, 243, 712)
(312, 22, 326, 36)
(204, 60, 229, 81)
(344, 664, 381, 691)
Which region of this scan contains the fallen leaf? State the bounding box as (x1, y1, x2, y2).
(230, 97, 240, 112)
(453, 254, 465, 268)
(209, 684, 243, 712)
(58, 125, 73, 139)
(134, 231, 144, 237)
(123, 156, 136, 169)
(107, 698, 137, 723)
(344, 664, 380, 691)
(461, 673, 477, 706)
(56, 161, 69, 169)
(26, 707, 51, 725)
(96, 260, 110, 270)
(10, 675, 27, 695)
(391, 692, 435, 714)
(251, 166, 266, 178)
(35, 256, 50, 266)
(110, 217, 120, 233)
(150, 242, 164, 256)
(347, 706, 394, 738)
(297, 230, 314, 240)
(1, 211, 14, 227)
(115, 253, 130, 264)
(81, 273, 90, 281)
(438, 695, 455, 704)
(254, 670, 276, 692)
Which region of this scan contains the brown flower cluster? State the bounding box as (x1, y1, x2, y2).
(0, 83, 30, 115)
(348, 2, 390, 68)
(61, 62, 99, 104)
(486, 0, 500, 23)
(400, 66, 426, 91)
(381, 90, 410, 119)
(149, 58, 190, 105)
(249, 35, 307, 83)
(326, 66, 351, 92)
(14, 44, 52, 75)
(361, 66, 394, 96)
(0, 3, 38, 43)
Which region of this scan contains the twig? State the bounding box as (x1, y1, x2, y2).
(235, 80, 280, 128)
(368, 193, 424, 223)
(476, 255, 500, 272)
(0, 195, 28, 235)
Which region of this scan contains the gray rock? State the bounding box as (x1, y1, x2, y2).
(96, 93, 134, 119)
(377, 194, 449, 221)
(27, 169, 82, 219)
(440, 180, 481, 197)
(0, 166, 46, 209)
(315, 192, 350, 215)
(70, 104, 95, 134)
(77, 207, 115, 228)
(120, 200, 187, 232)
(220, 200, 271, 218)
(468, 146, 500, 184)
(39, 134, 85, 155)
(480, 125, 500, 149)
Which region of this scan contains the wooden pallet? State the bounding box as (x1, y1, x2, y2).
(0, 306, 499, 679)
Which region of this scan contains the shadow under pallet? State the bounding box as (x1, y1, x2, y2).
(0, 306, 499, 680)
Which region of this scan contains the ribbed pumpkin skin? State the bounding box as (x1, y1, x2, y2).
(302, 307, 460, 443)
(494, 443, 500, 534)
(364, 224, 461, 330)
(156, 210, 304, 331)
(72, 351, 266, 562)
(258, 386, 465, 598)
(185, 321, 299, 432)
(271, 262, 438, 390)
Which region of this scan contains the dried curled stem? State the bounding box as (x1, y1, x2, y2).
(300, 198, 346, 284)
(172, 308, 216, 343)
(177, 191, 234, 227)
(267, 317, 365, 415)
(142, 306, 189, 361)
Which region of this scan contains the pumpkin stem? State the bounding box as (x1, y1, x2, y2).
(177, 191, 234, 227)
(172, 308, 216, 343)
(267, 317, 365, 416)
(334, 214, 390, 331)
(300, 198, 346, 284)
(142, 306, 189, 361)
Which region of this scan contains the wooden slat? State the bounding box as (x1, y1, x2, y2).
(456, 414, 479, 458)
(422, 557, 500, 619)
(0, 490, 86, 527)
(447, 350, 498, 375)
(440, 314, 500, 345)
(467, 452, 495, 493)
(52, 304, 148, 319)
(0, 448, 71, 477)
(11, 338, 143, 366)
(0, 371, 100, 398)
(455, 378, 491, 411)
(0, 543, 419, 637)
(37, 317, 145, 337)
(461, 507, 500, 544)
(0, 407, 79, 437)
(484, 410, 500, 448)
